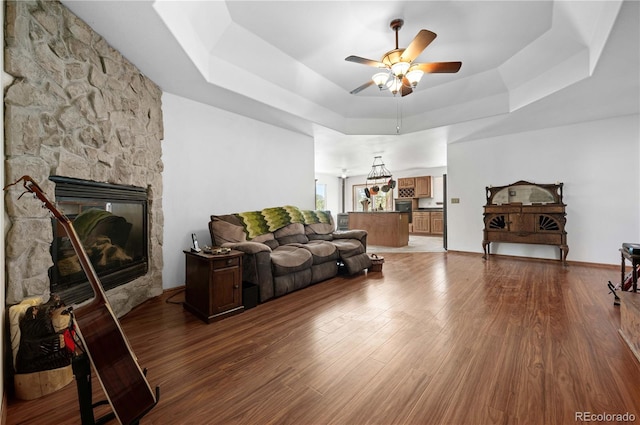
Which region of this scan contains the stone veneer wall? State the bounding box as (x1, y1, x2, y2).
(4, 1, 164, 317)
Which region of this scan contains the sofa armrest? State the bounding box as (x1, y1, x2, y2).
(221, 241, 271, 255)
(333, 230, 368, 250)
(221, 242, 275, 302)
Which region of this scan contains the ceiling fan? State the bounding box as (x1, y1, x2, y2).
(346, 19, 462, 97)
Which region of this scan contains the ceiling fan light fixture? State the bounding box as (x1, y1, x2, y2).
(372, 72, 390, 89)
(391, 61, 410, 78)
(406, 69, 424, 87)
(386, 77, 402, 95)
(346, 19, 461, 98)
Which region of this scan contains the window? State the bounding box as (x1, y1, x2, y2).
(315, 183, 327, 210)
(353, 184, 393, 211)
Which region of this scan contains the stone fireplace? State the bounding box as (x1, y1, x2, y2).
(4, 1, 164, 317)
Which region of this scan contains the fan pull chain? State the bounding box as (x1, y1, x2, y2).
(396, 96, 402, 134)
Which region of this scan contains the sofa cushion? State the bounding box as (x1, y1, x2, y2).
(274, 223, 308, 245)
(270, 245, 313, 276)
(290, 240, 339, 264)
(305, 222, 335, 236)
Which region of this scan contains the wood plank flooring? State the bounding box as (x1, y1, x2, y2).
(6, 252, 640, 424)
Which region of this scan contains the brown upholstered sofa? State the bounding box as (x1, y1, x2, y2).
(208, 206, 371, 303)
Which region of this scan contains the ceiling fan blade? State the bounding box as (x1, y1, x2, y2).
(401, 81, 413, 97)
(400, 29, 437, 62)
(350, 80, 375, 95)
(345, 55, 387, 68)
(414, 61, 462, 73)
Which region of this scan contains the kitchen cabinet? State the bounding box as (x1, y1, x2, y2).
(415, 176, 432, 198)
(398, 178, 415, 188)
(430, 211, 444, 235)
(397, 176, 433, 198)
(411, 209, 443, 235)
(412, 211, 431, 233)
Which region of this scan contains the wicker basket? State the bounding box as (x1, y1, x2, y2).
(369, 254, 384, 272)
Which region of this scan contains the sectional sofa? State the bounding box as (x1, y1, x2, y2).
(209, 206, 372, 302)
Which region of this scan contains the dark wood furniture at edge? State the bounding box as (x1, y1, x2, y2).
(184, 250, 244, 323)
(482, 180, 568, 265)
(620, 248, 640, 293)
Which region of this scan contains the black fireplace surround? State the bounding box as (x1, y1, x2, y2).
(49, 176, 149, 305)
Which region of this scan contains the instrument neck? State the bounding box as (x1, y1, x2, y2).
(60, 220, 107, 312)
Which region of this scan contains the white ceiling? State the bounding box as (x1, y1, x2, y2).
(62, 1, 639, 177)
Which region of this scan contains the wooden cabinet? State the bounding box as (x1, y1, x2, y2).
(430, 211, 444, 235)
(412, 210, 443, 235)
(412, 212, 431, 233)
(183, 250, 244, 323)
(482, 181, 568, 265)
(398, 178, 415, 189)
(415, 176, 432, 198)
(397, 178, 415, 198)
(397, 176, 433, 198)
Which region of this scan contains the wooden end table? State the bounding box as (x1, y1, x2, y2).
(183, 249, 244, 323)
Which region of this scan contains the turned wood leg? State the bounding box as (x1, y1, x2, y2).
(482, 241, 490, 259)
(560, 245, 569, 266)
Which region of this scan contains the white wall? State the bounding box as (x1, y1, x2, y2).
(447, 114, 640, 265)
(162, 93, 315, 289)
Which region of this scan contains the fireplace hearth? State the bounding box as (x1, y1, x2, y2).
(49, 176, 149, 305)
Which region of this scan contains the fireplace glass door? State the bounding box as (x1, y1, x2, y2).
(49, 176, 148, 304)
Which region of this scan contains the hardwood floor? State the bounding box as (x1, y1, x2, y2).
(7, 252, 640, 424)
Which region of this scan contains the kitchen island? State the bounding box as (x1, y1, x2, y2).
(348, 211, 410, 247)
